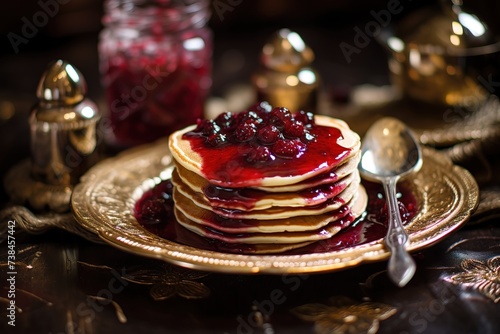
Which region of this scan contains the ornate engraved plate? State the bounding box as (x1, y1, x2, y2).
(71, 138, 479, 274)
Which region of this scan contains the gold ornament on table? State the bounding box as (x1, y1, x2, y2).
(291, 296, 397, 334)
(252, 29, 320, 112)
(444, 256, 500, 303)
(122, 263, 211, 300)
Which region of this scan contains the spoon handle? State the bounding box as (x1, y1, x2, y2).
(382, 177, 416, 287)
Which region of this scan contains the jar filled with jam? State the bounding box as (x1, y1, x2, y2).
(99, 0, 212, 148)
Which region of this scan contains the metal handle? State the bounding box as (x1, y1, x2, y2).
(382, 177, 416, 287)
(0, 205, 103, 244)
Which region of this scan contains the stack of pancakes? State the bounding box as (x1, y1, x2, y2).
(168, 115, 367, 254)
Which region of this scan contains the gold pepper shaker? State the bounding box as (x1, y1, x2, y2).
(252, 29, 320, 112)
(4, 60, 101, 212)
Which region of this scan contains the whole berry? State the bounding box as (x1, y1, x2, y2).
(215, 112, 236, 130)
(200, 119, 220, 136)
(270, 107, 291, 128)
(272, 139, 304, 158)
(241, 111, 263, 126)
(257, 125, 280, 144)
(283, 120, 305, 138)
(295, 110, 315, 126)
(235, 123, 257, 142)
(206, 133, 227, 147)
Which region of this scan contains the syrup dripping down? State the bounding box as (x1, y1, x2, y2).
(134, 180, 418, 255)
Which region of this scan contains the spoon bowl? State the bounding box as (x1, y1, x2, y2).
(359, 117, 422, 287)
(360, 118, 422, 180)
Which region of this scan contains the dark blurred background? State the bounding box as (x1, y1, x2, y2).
(0, 0, 446, 205)
(6, 0, 496, 205)
(0, 0, 440, 98)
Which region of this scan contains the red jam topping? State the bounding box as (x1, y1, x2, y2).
(203, 178, 348, 211)
(182, 102, 352, 187)
(134, 180, 418, 255)
(206, 204, 351, 233)
(210, 194, 347, 219)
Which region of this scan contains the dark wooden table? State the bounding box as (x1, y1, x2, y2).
(1, 221, 499, 334)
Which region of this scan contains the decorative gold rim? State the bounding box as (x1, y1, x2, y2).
(71, 138, 479, 274)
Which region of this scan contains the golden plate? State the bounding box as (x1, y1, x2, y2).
(71, 138, 479, 274)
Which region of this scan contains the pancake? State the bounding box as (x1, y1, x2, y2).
(252, 150, 361, 193)
(175, 199, 362, 244)
(174, 185, 368, 234)
(176, 209, 353, 244)
(173, 164, 359, 211)
(175, 210, 316, 254)
(169, 115, 361, 188)
(173, 174, 361, 220)
(168, 108, 367, 254)
(174, 150, 361, 194)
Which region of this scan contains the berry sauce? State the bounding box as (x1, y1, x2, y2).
(202, 178, 348, 211)
(181, 103, 352, 187)
(134, 180, 418, 255)
(210, 194, 348, 219)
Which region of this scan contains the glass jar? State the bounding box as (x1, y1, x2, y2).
(99, 0, 212, 148)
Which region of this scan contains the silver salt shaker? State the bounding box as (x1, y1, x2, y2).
(30, 59, 100, 186)
(4, 60, 100, 212)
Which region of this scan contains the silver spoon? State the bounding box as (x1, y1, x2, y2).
(359, 117, 422, 287)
